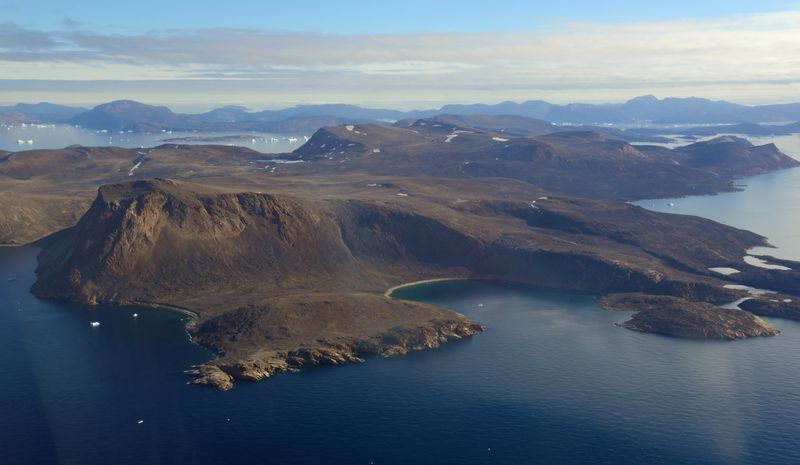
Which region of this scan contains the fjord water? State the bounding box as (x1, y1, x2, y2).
(4, 247, 800, 465)
(636, 133, 800, 260)
(0, 124, 304, 153)
(3, 133, 800, 465)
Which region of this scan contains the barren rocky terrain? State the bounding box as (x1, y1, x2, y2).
(4, 117, 800, 389)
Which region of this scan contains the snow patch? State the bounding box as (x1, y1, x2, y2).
(709, 267, 741, 276)
(128, 161, 142, 176)
(743, 255, 791, 271)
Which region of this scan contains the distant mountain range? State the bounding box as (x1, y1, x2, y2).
(2, 95, 800, 133)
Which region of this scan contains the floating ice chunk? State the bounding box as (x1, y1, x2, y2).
(345, 125, 355, 132)
(492, 137, 509, 142)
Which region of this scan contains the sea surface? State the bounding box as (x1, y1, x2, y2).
(0, 124, 305, 153)
(635, 132, 800, 260)
(2, 134, 800, 464)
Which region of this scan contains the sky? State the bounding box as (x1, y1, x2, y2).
(1, 0, 800, 111)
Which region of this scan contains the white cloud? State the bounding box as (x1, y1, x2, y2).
(1, 11, 800, 105)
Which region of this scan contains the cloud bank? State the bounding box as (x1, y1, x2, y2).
(1, 11, 799, 108)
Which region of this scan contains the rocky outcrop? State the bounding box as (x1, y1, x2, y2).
(186, 364, 234, 391)
(740, 295, 800, 320)
(602, 293, 779, 340)
(189, 318, 484, 388)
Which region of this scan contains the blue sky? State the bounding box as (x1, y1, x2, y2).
(1, 1, 800, 110)
(6, 0, 800, 33)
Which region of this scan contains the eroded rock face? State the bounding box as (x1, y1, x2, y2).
(602, 293, 779, 340)
(186, 364, 234, 391)
(188, 318, 484, 389)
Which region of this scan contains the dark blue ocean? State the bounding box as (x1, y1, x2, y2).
(4, 245, 800, 465)
(2, 133, 800, 464)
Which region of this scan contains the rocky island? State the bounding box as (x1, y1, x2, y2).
(3, 117, 800, 389)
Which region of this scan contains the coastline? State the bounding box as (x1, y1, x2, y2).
(385, 277, 468, 298)
(127, 300, 201, 320)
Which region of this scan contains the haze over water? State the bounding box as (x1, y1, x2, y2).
(0, 124, 304, 153)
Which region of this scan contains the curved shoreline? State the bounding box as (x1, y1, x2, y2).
(385, 277, 468, 298)
(126, 300, 201, 320)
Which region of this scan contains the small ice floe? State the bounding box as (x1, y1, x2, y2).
(133, 313, 138, 318)
(397, 193, 409, 197)
(538, 196, 549, 200)
(477, 303, 484, 308)
(492, 137, 509, 142)
(723, 284, 777, 296)
(372, 148, 381, 153)
(445, 133, 458, 143)
(345, 125, 355, 132)
(90, 321, 100, 327)
(667, 202, 675, 207)
(288, 137, 299, 143)
(708, 267, 741, 276)
(770, 299, 779, 303)
(784, 299, 793, 303)
(137, 420, 144, 424)
(743, 255, 792, 271)
(17, 139, 25, 145)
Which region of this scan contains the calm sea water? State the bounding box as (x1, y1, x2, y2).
(635, 133, 800, 260)
(2, 134, 800, 464)
(0, 124, 304, 153)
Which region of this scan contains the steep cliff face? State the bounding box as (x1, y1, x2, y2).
(33, 179, 354, 304)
